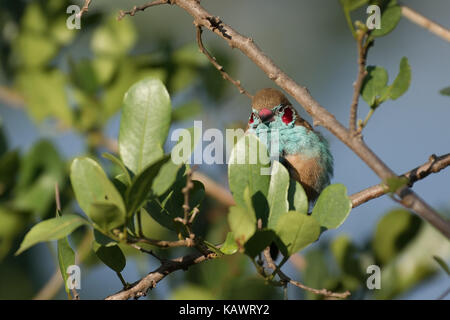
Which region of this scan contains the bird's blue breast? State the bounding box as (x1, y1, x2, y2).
(248, 109, 333, 193)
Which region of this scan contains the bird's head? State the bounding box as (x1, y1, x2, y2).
(248, 88, 296, 126)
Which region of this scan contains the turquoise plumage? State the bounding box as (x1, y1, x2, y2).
(246, 88, 333, 202)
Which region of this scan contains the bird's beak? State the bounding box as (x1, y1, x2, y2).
(259, 108, 274, 123)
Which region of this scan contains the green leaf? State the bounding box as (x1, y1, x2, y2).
(153, 127, 200, 196)
(70, 157, 126, 228)
(172, 101, 203, 122)
(93, 242, 126, 273)
(384, 176, 409, 193)
(91, 15, 136, 57)
(14, 33, 58, 68)
(287, 179, 308, 214)
(386, 57, 411, 100)
(371, 3, 402, 37)
(57, 237, 75, 294)
(102, 152, 132, 186)
(145, 172, 204, 231)
(373, 209, 421, 265)
(361, 66, 389, 107)
(16, 70, 72, 126)
(339, 0, 369, 36)
(16, 214, 87, 255)
(228, 206, 256, 247)
(433, 256, 450, 276)
(267, 161, 289, 229)
(244, 229, 276, 258)
(119, 78, 172, 174)
(275, 211, 320, 256)
(89, 202, 126, 233)
(439, 86, 450, 96)
(126, 156, 170, 217)
(311, 184, 352, 229)
(220, 232, 239, 255)
(228, 134, 270, 216)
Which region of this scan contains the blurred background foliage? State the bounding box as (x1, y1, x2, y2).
(0, 0, 448, 299)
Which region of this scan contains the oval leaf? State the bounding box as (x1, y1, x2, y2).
(267, 161, 289, 228)
(228, 134, 270, 215)
(275, 211, 320, 256)
(227, 206, 256, 247)
(311, 184, 352, 229)
(70, 157, 126, 229)
(16, 214, 87, 255)
(93, 242, 126, 273)
(57, 237, 75, 294)
(119, 78, 172, 174)
(371, 4, 402, 37)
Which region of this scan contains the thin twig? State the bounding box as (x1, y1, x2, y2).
(129, 243, 164, 262)
(105, 251, 217, 300)
(263, 248, 350, 299)
(118, 0, 171, 20)
(401, 5, 450, 43)
(76, 0, 92, 19)
(350, 29, 370, 133)
(350, 153, 450, 208)
(195, 25, 253, 98)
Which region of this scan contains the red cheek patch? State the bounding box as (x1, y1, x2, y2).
(282, 107, 293, 124)
(249, 113, 254, 124)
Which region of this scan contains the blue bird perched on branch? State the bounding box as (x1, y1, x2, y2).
(247, 88, 334, 203)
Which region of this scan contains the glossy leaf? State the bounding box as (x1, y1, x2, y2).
(361, 66, 389, 107)
(244, 229, 276, 258)
(119, 78, 172, 174)
(228, 134, 270, 213)
(93, 242, 126, 273)
(220, 232, 239, 255)
(126, 156, 170, 217)
(275, 211, 320, 256)
(57, 237, 75, 294)
(267, 161, 289, 229)
(371, 3, 402, 37)
(70, 157, 126, 228)
(227, 206, 256, 247)
(16, 214, 87, 255)
(287, 179, 308, 214)
(89, 202, 126, 233)
(311, 184, 352, 229)
(102, 152, 132, 186)
(387, 57, 411, 100)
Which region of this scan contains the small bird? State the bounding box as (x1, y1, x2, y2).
(246, 88, 333, 203)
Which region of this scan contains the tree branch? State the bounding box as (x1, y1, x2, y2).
(195, 25, 253, 98)
(263, 248, 350, 299)
(349, 29, 369, 133)
(146, 0, 450, 239)
(105, 251, 217, 300)
(77, 0, 92, 19)
(351, 153, 450, 208)
(118, 0, 171, 20)
(401, 5, 450, 43)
